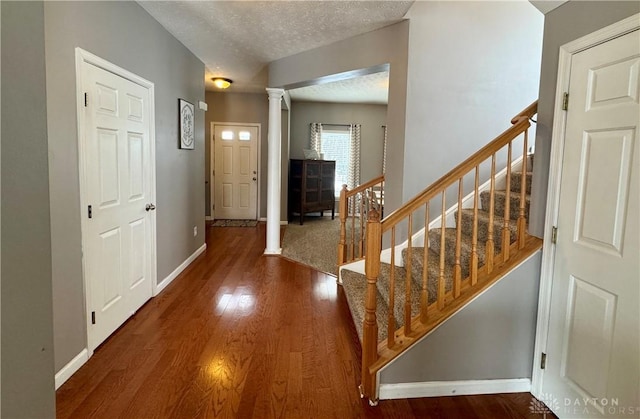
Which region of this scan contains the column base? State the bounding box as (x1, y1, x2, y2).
(264, 248, 282, 256)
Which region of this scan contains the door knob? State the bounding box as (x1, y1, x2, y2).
(145, 203, 156, 211)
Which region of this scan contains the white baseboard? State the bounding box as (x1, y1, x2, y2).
(258, 217, 288, 225)
(205, 215, 213, 221)
(55, 348, 89, 389)
(154, 243, 207, 296)
(379, 378, 531, 400)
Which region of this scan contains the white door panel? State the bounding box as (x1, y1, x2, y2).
(543, 30, 639, 418)
(213, 125, 258, 219)
(83, 62, 154, 349)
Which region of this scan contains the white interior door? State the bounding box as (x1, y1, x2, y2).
(542, 30, 639, 417)
(213, 125, 258, 219)
(82, 61, 154, 350)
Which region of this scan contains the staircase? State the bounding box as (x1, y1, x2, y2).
(337, 102, 543, 404)
(341, 163, 533, 341)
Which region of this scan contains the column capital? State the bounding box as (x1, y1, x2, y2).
(266, 87, 285, 99)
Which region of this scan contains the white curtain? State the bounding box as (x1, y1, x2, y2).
(382, 125, 388, 175)
(349, 124, 361, 189)
(310, 122, 323, 152)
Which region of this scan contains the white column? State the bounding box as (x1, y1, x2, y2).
(264, 88, 285, 255)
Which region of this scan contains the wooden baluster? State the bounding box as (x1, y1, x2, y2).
(359, 192, 365, 258)
(453, 178, 462, 297)
(338, 185, 348, 265)
(420, 202, 429, 323)
(350, 195, 356, 261)
(502, 142, 513, 261)
(388, 226, 396, 348)
(517, 129, 529, 249)
(361, 208, 381, 401)
(470, 166, 479, 285)
(405, 214, 413, 335)
(438, 191, 446, 310)
(485, 154, 496, 273)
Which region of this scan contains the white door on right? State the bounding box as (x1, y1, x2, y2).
(542, 30, 639, 417)
(213, 125, 258, 220)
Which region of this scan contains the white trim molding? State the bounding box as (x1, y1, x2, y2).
(531, 14, 640, 399)
(154, 243, 207, 296)
(379, 378, 531, 400)
(55, 349, 89, 389)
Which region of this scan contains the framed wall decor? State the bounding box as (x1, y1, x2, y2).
(179, 99, 195, 149)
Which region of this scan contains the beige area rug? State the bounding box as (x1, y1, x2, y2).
(281, 216, 363, 276)
(211, 219, 258, 227)
(281, 217, 341, 276)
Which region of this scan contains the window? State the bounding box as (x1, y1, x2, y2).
(320, 128, 351, 196)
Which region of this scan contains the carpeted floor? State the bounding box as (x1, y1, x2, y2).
(281, 216, 341, 276)
(211, 219, 258, 227)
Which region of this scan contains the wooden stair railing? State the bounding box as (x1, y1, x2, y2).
(359, 102, 540, 402)
(338, 175, 385, 266)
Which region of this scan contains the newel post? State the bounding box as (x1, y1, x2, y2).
(338, 184, 348, 265)
(360, 208, 381, 403)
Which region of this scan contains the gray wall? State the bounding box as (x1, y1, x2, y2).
(402, 1, 543, 209)
(290, 101, 387, 183)
(528, 0, 640, 237)
(1, 1, 56, 416)
(205, 91, 288, 221)
(380, 251, 542, 384)
(269, 21, 409, 215)
(44, 1, 205, 372)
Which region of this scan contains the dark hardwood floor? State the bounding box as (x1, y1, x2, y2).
(57, 223, 551, 418)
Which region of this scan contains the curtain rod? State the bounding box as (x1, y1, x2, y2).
(311, 123, 352, 127)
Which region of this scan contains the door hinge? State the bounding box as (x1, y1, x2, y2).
(91, 311, 96, 325)
(551, 226, 558, 244)
(212, 170, 215, 176)
(88, 205, 93, 219)
(540, 352, 547, 369)
(84, 92, 88, 107)
(562, 92, 569, 111)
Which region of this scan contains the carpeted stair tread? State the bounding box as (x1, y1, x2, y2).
(428, 228, 488, 278)
(340, 268, 392, 343)
(457, 208, 518, 245)
(375, 262, 422, 328)
(402, 247, 453, 304)
(510, 171, 533, 194)
(480, 190, 531, 221)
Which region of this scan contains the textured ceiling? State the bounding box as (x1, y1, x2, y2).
(289, 71, 389, 104)
(138, 1, 413, 93)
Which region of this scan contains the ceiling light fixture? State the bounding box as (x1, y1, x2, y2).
(212, 77, 232, 89)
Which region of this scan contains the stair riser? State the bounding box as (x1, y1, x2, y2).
(510, 172, 532, 194)
(428, 230, 484, 279)
(404, 251, 452, 305)
(480, 191, 530, 221)
(458, 211, 517, 246)
(341, 270, 391, 343)
(375, 263, 421, 327)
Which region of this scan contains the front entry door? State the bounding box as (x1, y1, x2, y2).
(542, 30, 639, 417)
(82, 61, 155, 350)
(213, 124, 258, 219)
